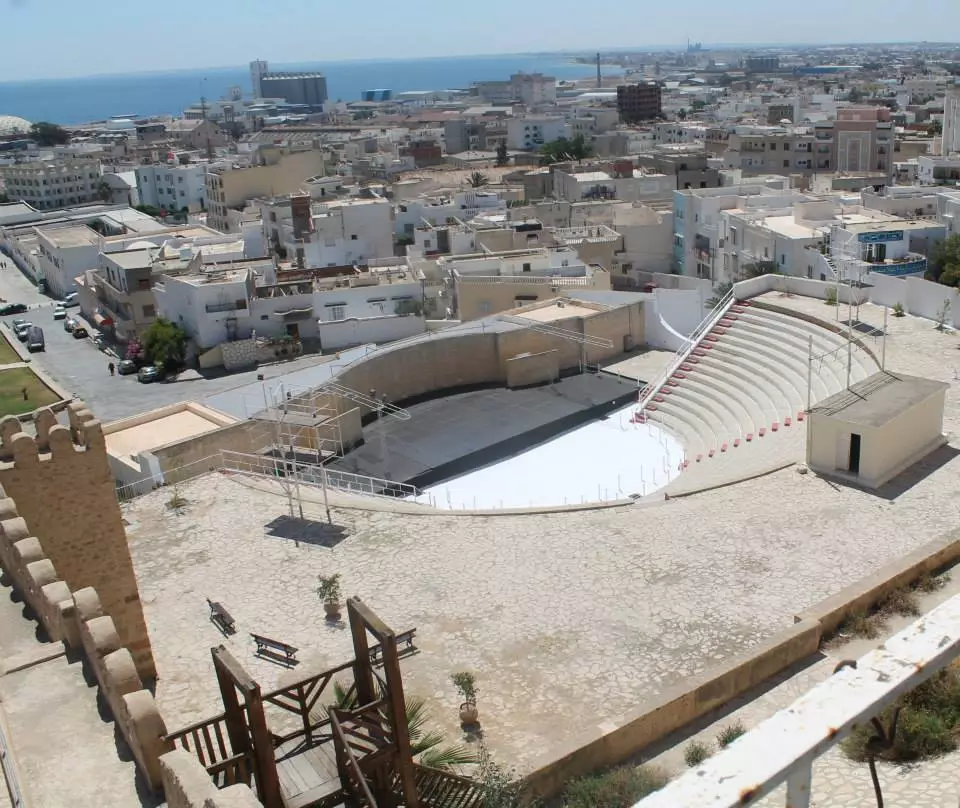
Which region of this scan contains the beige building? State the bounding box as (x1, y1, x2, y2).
(443, 247, 611, 321)
(205, 148, 326, 232)
(0, 155, 102, 211)
(806, 372, 948, 489)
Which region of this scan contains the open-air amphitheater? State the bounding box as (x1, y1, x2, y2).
(3, 272, 960, 808)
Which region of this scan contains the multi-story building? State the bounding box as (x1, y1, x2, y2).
(917, 155, 960, 185)
(205, 148, 326, 233)
(616, 82, 663, 124)
(0, 156, 102, 210)
(136, 162, 209, 212)
(91, 248, 159, 342)
(441, 246, 610, 321)
(942, 88, 960, 157)
(35, 223, 102, 298)
(472, 73, 557, 106)
(394, 190, 506, 236)
(744, 55, 780, 73)
(261, 194, 394, 268)
(164, 119, 227, 152)
(250, 60, 328, 106)
(154, 258, 425, 351)
(443, 119, 488, 154)
(506, 116, 569, 150)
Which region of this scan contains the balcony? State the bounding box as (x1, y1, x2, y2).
(860, 252, 927, 278)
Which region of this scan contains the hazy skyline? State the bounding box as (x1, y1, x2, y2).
(2, 0, 959, 81)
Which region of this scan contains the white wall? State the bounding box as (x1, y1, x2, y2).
(316, 314, 424, 350)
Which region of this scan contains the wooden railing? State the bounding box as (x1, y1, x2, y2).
(261, 659, 357, 746)
(410, 764, 485, 808)
(165, 713, 254, 789)
(331, 711, 378, 808)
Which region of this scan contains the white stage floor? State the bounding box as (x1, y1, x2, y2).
(413, 403, 682, 510)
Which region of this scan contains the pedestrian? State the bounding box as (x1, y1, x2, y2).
(108, 362, 115, 377)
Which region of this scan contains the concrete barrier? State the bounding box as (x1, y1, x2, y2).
(795, 530, 960, 636)
(524, 529, 960, 799)
(524, 619, 820, 798)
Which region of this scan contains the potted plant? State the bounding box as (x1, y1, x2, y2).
(317, 573, 342, 620)
(451, 671, 478, 726)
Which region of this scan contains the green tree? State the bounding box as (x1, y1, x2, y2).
(0, 193, 9, 204)
(29, 121, 69, 146)
(677, 108, 688, 121)
(96, 180, 112, 203)
(742, 260, 779, 280)
(847, 87, 865, 103)
(142, 317, 187, 371)
(567, 133, 592, 163)
(539, 137, 572, 165)
(495, 141, 509, 167)
(466, 171, 490, 188)
(928, 119, 943, 136)
(929, 234, 960, 285)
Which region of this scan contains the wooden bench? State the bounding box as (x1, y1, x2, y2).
(251, 633, 299, 667)
(369, 628, 417, 666)
(207, 598, 236, 636)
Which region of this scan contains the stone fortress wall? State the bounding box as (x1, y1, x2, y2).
(0, 402, 265, 802)
(0, 402, 156, 678)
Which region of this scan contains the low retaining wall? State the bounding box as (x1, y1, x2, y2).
(161, 750, 262, 808)
(524, 528, 960, 799)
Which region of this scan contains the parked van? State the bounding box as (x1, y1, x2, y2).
(26, 326, 44, 352)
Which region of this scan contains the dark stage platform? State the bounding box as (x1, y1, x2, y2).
(329, 373, 638, 489)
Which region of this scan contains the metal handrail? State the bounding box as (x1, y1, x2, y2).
(331, 711, 379, 808)
(637, 288, 735, 414)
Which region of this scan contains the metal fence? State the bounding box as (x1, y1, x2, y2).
(113, 455, 224, 503)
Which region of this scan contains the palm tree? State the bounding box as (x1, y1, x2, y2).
(466, 171, 489, 189)
(322, 680, 477, 771)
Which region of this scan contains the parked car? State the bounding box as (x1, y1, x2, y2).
(26, 326, 44, 352)
(14, 322, 32, 341)
(64, 317, 77, 333)
(11, 318, 27, 330)
(53, 305, 66, 320)
(137, 365, 162, 384)
(117, 359, 137, 375)
(63, 292, 79, 307)
(0, 303, 27, 316)
(72, 326, 89, 339)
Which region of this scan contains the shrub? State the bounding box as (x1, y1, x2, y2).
(684, 739, 711, 767)
(839, 610, 882, 639)
(877, 587, 920, 618)
(717, 720, 746, 748)
(825, 287, 838, 306)
(842, 664, 960, 763)
(892, 302, 905, 317)
(916, 571, 950, 593)
(562, 765, 667, 808)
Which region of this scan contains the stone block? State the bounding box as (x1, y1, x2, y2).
(161, 750, 219, 808)
(123, 690, 173, 792)
(40, 580, 73, 640)
(72, 587, 104, 621)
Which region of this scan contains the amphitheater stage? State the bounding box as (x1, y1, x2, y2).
(329, 373, 640, 490)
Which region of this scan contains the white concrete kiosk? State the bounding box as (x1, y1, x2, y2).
(806, 371, 949, 489)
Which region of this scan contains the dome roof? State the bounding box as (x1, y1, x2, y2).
(0, 115, 31, 137)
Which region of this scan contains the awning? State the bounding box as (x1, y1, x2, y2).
(271, 307, 314, 319)
(94, 313, 114, 327)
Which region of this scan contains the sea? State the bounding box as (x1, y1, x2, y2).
(0, 53, 623, 126)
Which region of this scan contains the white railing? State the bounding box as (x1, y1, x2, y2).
(220, 449, 418, 499)
(114, 455, 223, 502)
(635, 593, 960, 808)
(636, 288, 735, 414)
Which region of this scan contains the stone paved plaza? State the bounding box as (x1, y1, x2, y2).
(126, 447, 960, 773)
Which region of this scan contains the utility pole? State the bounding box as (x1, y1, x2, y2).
(596, 53, 602, 89)
(200, 94, 213, 161)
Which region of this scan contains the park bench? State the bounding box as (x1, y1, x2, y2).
(207, 598, 236, 636)
(251, 633, 299, 667)
(369, 628, 417, 666)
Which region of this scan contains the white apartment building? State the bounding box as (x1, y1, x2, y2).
(655, 122, 709, 145)
(35, 223, 101, 298)
(262, 196, 394, 268)
(135, 163, 209, 212)
(395, 191, 506, 236)
(506, 116, 569, 151)
(917, 155, 960, 186)
(155, 260, 425, 351)
(937, 190, 960, 235)
(0, 156, 102, 210)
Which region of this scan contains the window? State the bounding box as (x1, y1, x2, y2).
(350, 234, 358, 240)
(330, 305, 345, 321)
(478, 300, 492, 314)
(142, 304, 156, 318)
(138, 278, 151, 290)
(784, 160, 790, 168)
(770, 143, 776, 150)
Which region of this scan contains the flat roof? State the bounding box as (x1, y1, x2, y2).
(517, 301, 599, 323)
(106, 248, 154, 269)
(810, 371, 948, 427)
(39, 225, 100, 248)
(105, 405, 234, 459)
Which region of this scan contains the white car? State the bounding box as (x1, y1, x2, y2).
(63, 292, 79, 308)
(53, 305, 66, 320)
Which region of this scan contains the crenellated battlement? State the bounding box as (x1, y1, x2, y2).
(0, 401, 107, 467)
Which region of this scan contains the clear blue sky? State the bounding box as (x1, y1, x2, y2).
(2, 0, 958, 80)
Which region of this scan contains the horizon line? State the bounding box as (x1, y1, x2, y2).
(2, 39, 955, 84)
